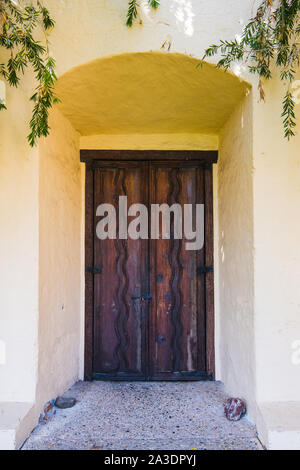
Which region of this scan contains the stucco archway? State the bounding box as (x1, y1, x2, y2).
(37, 50, 254, 404)
(55, 52, 249, 138)
(1, 1, 298, 450)
(25, 50, 255, 448)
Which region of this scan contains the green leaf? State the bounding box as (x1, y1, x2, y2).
(126, 0, 138, 27)
(0, 0, 57, 146)
(200, 0, 300, 139)
(148, 0, 160, 8)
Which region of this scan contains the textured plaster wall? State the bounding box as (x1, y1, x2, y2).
(2, 2, 299, 444)
(80, 133, 218, 150)
(43, 0, 257, 411)
(45, 0, 260, 81)
(218, 93, 256, 417)
(37, 109, 82, 408)
(252, 77, 300, 403)
(55, 53, 248, 137)
(0, 0, 258, 414)
(0, 69, 38, 402)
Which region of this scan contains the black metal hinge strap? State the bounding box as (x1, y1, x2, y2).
(85, 266, 102, 274)
(196, 266, 213, 275)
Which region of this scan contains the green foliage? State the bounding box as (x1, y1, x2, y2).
(0, 0, 59, 146)
(148, 0, 160, 8)
(126, 0, 160, 27)
(126, 0, 138, 27)
(282, 89, 297, 138)
(2, 0, 299, 144)
(203, 0, 300, 139)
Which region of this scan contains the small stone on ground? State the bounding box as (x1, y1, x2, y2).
(55, 396, 76, 409)
(22, 381, 261, 450)
(224, 397, 247, 421)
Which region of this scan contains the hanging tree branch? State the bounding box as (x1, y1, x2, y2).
(0, 0, 59, 146)
(126, 0, 138, 27)
(203, 0, 300, 139)
(1, 1, 300, 144)
(126, 0, 160, 27)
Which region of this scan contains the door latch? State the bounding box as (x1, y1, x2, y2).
(131, 295, 152, 301)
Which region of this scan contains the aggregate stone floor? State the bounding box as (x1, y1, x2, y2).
(22, 381, 262, 450)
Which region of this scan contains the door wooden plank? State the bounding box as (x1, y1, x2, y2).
(204, 164, 215, 379)
(93, 162, 148, 379)
(85, 157, 215, 381)
(149, 162, 208, 379)
(84, 167, 94, 380)
(196, 166, 206, 373)
(81, 150, 218, 164)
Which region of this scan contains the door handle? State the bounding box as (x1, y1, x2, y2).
(142, 295, 152, 301)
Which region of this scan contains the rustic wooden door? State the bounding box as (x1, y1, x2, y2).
(91, 161, 149, 380)
(85, 159, 214, 381)
(149, 162, 211, 380)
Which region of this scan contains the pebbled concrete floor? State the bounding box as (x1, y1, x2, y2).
(22, 381, 262, 450)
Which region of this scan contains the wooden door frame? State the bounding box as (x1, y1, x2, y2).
(81, 150, 218, 381)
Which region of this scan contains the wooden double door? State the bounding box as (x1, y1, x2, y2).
(85, 158, 215, 381)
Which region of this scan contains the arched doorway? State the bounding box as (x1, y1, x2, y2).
(54, 52, 250, 382)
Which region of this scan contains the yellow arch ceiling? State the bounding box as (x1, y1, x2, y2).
(55, 52, 250, 136)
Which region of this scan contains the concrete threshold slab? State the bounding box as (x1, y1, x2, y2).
(0, 402, 37, 450)
(257, 402, 300, 450)
(23, 381, 261, 451)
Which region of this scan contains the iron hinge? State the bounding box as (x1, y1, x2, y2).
(197, 265, 213, 275)
(85, 266, 102, 274)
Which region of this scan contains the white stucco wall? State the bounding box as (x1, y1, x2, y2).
(253, 77, 300, 404)
(46, 0, 260, 81)
(0, 71, 38, 403)
(37, 109, 82, 408)
(218, 93, 256, 417)
(1, 0, 299, 449)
